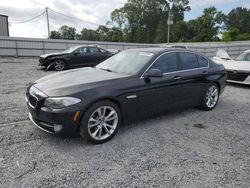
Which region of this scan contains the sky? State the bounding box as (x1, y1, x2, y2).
(0, 0, 249, 38)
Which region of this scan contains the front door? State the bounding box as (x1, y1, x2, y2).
(134, 52, 183, 118)
(70, 47, 89, 67)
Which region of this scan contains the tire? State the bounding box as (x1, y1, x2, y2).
(53, 59, 66, 71)
(80, 100, 121, 144)
(200, 83, 220, 111)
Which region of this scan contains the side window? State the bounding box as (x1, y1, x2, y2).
(179, 52, 199, 70)
(74, 47, 87, 54)
(151, 52, 178, 73)
(197, 55, 208, 67)
(89, 47, 100, 53)
(244, 53, 250, 61)
(79, 47, 87, 54)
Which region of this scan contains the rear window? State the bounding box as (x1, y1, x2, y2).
(179, 52, 199, 70)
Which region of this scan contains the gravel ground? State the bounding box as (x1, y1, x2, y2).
(0, 58, 250, 188)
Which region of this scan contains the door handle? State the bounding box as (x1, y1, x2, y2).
(174, 76, 182, 81)
(203, 71, 208, 75)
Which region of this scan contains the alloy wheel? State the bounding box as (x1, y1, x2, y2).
(205, 85, 219, 108)
(87, 106, 118, 141)
(53, 60, 65, 71)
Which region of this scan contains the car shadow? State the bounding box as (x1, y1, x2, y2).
(227, 83, 250, 89)
(46, 107, 201, 148)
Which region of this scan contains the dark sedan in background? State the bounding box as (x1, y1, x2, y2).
(27, 48, 227, 144)
(39, 45, 113, 71)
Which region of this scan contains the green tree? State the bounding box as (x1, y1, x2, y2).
(154, 19, 167, 43)
(96, 25, 112, 41)
(224, 7, 250, 33)
(222, 28, 250, 41)
(80, 28, 99, 41)
(171, 20, 189, 42)
(49, 31, 61, 39)
(222, 7, 250, 41)
(110, 27, 124, 42)
(110, 0, 190, 43)
(186, 7, 224, 42)
(59, 25, 77, 40)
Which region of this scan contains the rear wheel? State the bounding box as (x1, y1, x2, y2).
(200, 83, 220, 111)
(80, 100, 121, 144)
(53, 59, 66, 71)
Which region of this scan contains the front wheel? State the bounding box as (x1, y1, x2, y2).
(80, 100, 121, 144)
(53, 59, 66, 71)
(200, 83, 220, 111)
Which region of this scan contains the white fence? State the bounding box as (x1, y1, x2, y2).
(0, 36, 250, 58)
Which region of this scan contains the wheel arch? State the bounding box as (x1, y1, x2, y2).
(212, 81, 221, 94)
(76, 97, 123, 132)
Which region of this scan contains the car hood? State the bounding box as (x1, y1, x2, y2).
(34, 67, 129, 96)
(213, 57, 250, 72)
(40, 52, 69, 58)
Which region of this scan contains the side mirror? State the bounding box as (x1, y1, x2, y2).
(144, 69, 163, 78)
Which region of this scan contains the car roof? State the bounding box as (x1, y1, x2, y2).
(244, 50, 250, 53)
(127, 47, 193, 54)
(72, 45, 100, 49)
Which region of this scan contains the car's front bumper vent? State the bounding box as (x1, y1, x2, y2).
(227, 71, 249, 82)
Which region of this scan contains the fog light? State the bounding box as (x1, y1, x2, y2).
(54, 124, 63, 132)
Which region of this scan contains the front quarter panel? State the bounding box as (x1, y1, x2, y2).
(73, 77, 140, 122)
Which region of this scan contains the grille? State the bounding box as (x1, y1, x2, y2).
(29, 95, 37, 108)
(227, 71, 249, 82)
(39, 58, 47, 65)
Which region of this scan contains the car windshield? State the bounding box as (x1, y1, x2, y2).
(235, 52, 247, 61)
(96, 50, 154, 75)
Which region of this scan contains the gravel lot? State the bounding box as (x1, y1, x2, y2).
(0, 58, 250, 188)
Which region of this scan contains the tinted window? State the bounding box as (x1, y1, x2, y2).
(151, 53, 178, 73)
(179, 52, 199, 70)
(89, 47, 100, 53)
(197, 55, 208, 67)
(74, 47, 87, 54)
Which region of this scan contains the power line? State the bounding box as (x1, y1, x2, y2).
(9, 11, 45, 24)
(48, 8, 102, 26)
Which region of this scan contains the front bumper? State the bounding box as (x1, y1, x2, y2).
(29, 113, 55, 134)
(26, 91, 82, 137)
(39, 57, 50, 67)
(28, 106, 81, 137)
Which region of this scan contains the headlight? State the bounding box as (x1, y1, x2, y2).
(30, 85, 47, 98)
(44, 97, 81, 109)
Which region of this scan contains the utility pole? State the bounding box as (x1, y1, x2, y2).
(45, 7, 50, 38)
(167, 1, 177, 44)
(167, 8, 173, 44)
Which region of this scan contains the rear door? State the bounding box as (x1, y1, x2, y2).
(98, 48, 112, 61)
(87, 47, 104, 65)
(174, 52, 209, 106)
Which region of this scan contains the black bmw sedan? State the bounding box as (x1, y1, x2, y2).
(26, 48, 227, 144)
(39, 45, 113, 71)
